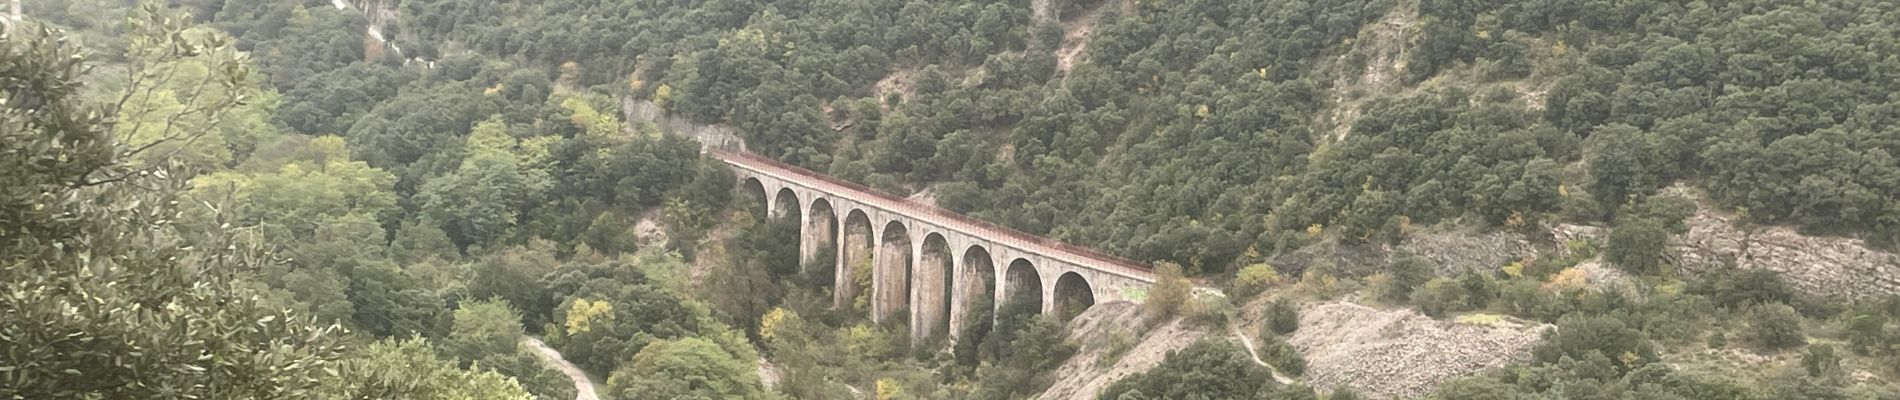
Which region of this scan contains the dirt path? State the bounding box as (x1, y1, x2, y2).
(1229, 325, 1294, 385)
(1054, 0, 1117, 77)
(522, 336, 601, 400)
(329, 0, 401, 56)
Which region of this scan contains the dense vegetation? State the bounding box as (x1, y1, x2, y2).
(364, 0, 1900, 279)
(9, 0, 1900, 398)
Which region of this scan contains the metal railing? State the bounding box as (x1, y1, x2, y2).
(711, 149, 1155, 278)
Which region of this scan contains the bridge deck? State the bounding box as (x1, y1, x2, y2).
(710, 150, 1155, 282)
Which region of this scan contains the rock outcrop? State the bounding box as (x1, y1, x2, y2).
(1398, 229, 1535, 276)
(1660, 187, 1900, 299)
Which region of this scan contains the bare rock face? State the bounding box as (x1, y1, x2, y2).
(1397, 230, 1534, 276)
(1551, 223, 1606, 246)
(1660, 187, 1900, 299)
(1290, 302, 1548, 399)
(1270, 241, 1393, 277)
(633, 210, 669, 248)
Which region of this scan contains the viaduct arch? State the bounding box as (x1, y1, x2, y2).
(719, 150, 1155, 343)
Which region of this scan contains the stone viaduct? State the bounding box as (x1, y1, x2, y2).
(711, 150, 1156, 342)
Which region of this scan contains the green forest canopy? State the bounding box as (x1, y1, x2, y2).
(370, 0, 1900, 275)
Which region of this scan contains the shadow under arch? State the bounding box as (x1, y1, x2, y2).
(1052, 271, 1095, 322)
(875, 220, 912, 323)
(838, 208, 874, 309)
(1003, 258, 1042, 313)
(916, 233, 953, 341)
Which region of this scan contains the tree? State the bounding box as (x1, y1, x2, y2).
(603, 337, 765, 400)
(972, 307, 1079, 398)
(418, 132, 552, 249)
(110, 5, 278, 170)
(1267, 297, 1301, 335)
(443, 300, 576, 400)
(446, 300, 527, 364)
(318, 338, 534, 400)
(543, 256, 706, 377)
(347, 260, 449, 338)
(1586, 124, 1680, 207)
(1, 21, 345, 399)
(192, 135, 399, 246)
(1605, 216, 1670, 275)
(468, 243, 562, 329)
(704, 211, 797, 340)
(1386, 254, 1437, 302)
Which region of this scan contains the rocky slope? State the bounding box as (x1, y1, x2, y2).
(1285, 303, 1548, 399)
(1036, 302, 1210, 400)
(1658, 186, 1900, 299)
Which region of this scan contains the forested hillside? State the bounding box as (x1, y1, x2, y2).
(7, 0, 1900, 399)
(369, 0, 1900, 277)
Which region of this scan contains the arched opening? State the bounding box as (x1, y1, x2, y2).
(839, 209, 874, 310)
(955, 245, 997, 346)
(740, 177, 768, 219)
(916, 233, 954, 341)
(1003, 259, 1042, 314)
(876, 220, 913, 323)
(805, 198, 838, 290)
(772, 188, 800, 222)
(1052, 272, 1096, 322)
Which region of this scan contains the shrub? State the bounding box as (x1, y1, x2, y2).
(1098, 340, 1271, 400)
(1458, 271, 1495, 309)
(1295, 262, 1345, 299)
(1750, 303, 1807, 351)
(1277, 384, 1318, 400)
(1185, 295, 1235, 330)
(1260, 333, 1306, 377)
(1144, 262, 1193, 326)
(1532, 315, 1658, 375)
(1097, 329, 1137, 368)
(1413, 278, 1464, 317)
(1499, 279, 1571, 322)
(1365, 272, 1396, 302)
(1803, 344, 1839, 378)
(1844, 309, 1889, 355)
(1327, 387, 1364, 400)
(1232, 263, 1283, 299)
(1542, 267, 1591, 292)
(1692, 269, 1794, 309)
